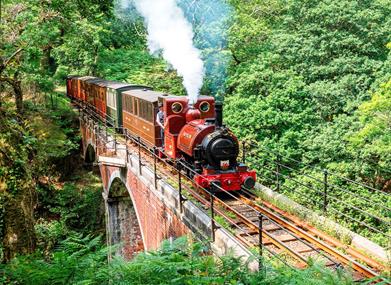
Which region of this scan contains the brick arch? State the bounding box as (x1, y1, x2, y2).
(80, 122, 97, 163)
(106, 169, 147, 243)
(100, 164, 189, 252)
(84, 143, 96, 163)
(104, 170, 146, 259)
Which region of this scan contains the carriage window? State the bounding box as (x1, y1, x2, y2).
(139, 100, 152, 122)
(123, 95, 133, 113)
(139, 99, 145, 119)
(107, 90, 116, 109)
(129, 97, 133, 113)
(146, 103, 153, 122)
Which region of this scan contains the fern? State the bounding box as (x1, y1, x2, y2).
(1, 235, 384, 285)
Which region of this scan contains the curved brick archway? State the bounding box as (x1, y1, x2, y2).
(84, 144, 96, 164)
(101, 164, 189, 253)
(106, 176, 145, 259)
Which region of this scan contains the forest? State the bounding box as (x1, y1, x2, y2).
(0, 0, 390, 284)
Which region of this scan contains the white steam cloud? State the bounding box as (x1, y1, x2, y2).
(134, 0, 204, 104)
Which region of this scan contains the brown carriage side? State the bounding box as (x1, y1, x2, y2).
(122, 89, 167, 147)
(78, 76, 96, 103)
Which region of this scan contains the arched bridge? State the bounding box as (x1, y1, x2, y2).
(77, 105, 389, 281)
(79, 108, 254, 263)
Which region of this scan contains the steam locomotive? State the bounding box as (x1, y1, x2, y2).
(66, 75, 256, 192)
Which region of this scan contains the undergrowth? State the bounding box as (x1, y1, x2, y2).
(2, 235, 384, 285)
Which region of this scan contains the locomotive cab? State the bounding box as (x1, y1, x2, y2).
(161, 96, 216, 159)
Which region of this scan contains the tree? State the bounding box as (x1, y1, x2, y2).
(225, 0, 391, 158)
(0, 0, 111, 114)
(348, 79, 391, 188)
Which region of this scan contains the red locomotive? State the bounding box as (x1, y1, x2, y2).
(66, 76, 256, 192)
(161, 95, 256, 191)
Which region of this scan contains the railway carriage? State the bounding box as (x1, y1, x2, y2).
(66, 75, 79, 99)
(78, 76, 96, 102)
(106, 83, 151, 130)
(84, 78, 104, 113)
(122, 89, 164, 147)
(94, 80, 110, 118)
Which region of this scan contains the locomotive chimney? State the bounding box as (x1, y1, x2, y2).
(215, 101, 223, 127)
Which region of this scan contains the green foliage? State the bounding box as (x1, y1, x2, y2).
(348, 79, 391, 181)
(38, 178, 104, 236)
(223, 0, 391, 245)
(1, 0, 113, 110)
(0, 92, 94, 261)
(1, 233, 106, 285)
(1, 235, 367, 285)
(96, 48, 186, 95)
(1, 0, 390, 278)
(226, 0, 391, 155)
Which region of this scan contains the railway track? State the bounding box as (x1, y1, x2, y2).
(124, 137, 387, 282)
(222, 191, 384, 281)
(84, 106, 388, 283)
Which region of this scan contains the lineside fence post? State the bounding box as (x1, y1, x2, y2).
(276, 155, 281, 192)
(242, 141, 246, 164)
(178, 163, 184, 213)
(153, 147, 157, 189)
(125, 129, 129, 164)
(95, 124, 99, 152)
(114, 132, 117, 154)
(258, 212, 263, 271)
(210, 186, 215, 242)
(138, 136, 142, 175)
(105, 121, 108, 142)
(323, 170, 328, 214)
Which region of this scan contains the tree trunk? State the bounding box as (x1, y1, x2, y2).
(3, 191, 37, 262)
(13, 74, 23, 114)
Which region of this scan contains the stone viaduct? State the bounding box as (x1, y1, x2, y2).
(79, 110, 256, 263)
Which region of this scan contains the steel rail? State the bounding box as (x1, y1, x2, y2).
(237, 193, 383, 280)
(253, 164, 390, 237)
(247, 142, 391, 197)
(119, 130, 309, 268)
(211, 196, 310, 266)
(253, 196, 387, 272)
(212, 194, 347, 267)
(130, 140, 295, 267)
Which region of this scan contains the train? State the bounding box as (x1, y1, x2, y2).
(66, 75, 256, 192)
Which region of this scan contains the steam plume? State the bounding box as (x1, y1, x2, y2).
(134, 0, 204, 104)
